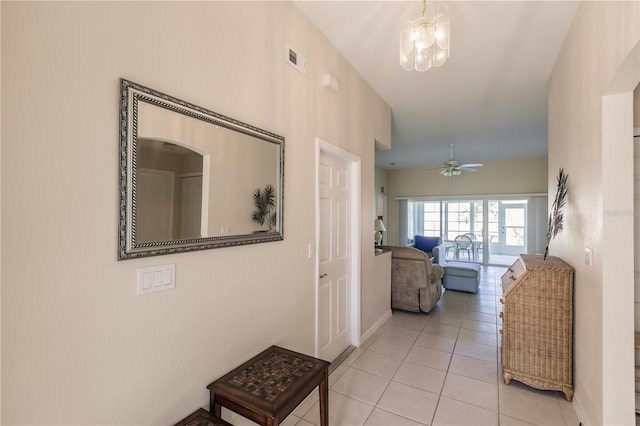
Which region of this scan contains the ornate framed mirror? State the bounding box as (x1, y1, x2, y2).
(119, 79, 284, 260)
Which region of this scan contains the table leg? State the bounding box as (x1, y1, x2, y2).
(319, 371, 329, 426)
(210, 393, 222, 417)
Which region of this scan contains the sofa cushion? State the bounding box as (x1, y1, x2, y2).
(414, 235, 440, 254)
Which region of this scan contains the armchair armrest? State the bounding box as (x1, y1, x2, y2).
(432, 243, 448, 264)
(431, 264, 444, 282)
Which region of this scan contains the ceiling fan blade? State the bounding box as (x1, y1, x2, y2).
(459, 163, 483, 168)
(458, 167, 478, 172)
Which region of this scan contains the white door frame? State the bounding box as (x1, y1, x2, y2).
(600, 41, 639, 425)
(315, 138, 361, 358)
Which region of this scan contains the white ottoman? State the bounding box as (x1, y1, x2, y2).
(442, 262, 481, 293)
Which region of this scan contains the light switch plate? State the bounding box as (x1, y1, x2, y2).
(584, 247, 592, 266)
(137, 264, 176, 295)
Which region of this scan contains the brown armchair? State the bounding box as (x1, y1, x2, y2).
(385, 246, 445, 313)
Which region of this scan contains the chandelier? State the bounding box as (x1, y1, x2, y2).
(399, 1, 450, 72)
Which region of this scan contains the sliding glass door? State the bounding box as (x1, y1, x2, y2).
(407, 197, 536, 266)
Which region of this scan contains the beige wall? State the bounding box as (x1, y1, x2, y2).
(384, 156, 547, 245)
(548, 1, 640, 425)
(0, 2, 391, 425)
(635, 84, 640, 128)
(374, 166, 389, 202)
(374, 166, 389, 236)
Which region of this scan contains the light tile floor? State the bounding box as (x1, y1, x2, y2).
(285, 265, 580, 426)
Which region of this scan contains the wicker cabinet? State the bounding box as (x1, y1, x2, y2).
(500, 254, 574, 401)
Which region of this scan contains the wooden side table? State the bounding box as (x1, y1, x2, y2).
(207, 346, 329, 426)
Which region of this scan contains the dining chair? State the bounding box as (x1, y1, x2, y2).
(463, 233, 480, 260)
(454, 235, 474, 261)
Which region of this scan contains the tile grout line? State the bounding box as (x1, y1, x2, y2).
(363, 315, 433, 425)
(325, 265, 526, 426)
(434, 268, 505, 420)
(428, 292, 467, 425)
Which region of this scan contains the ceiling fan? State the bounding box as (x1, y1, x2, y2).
(434, 144, 483, 176)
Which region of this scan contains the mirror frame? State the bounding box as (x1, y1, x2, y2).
(118, 79, 284, 260)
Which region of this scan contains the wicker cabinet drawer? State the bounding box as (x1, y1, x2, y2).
(500, 257, 525, 294)
(500, 254, 574, 401)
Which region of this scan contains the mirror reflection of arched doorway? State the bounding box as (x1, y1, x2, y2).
(136, 138, 205, 242)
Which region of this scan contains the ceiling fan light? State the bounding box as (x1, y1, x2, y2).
(441, 168, 461, 177)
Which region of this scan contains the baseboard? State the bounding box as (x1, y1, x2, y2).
(360, 309, 392, 344)
(329, 345, 356, 374)
(572, 390, 592, 426)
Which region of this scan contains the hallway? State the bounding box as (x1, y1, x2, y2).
(285, 266, 579, 425)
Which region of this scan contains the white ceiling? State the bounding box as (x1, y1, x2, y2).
(294, 1, 579, 170)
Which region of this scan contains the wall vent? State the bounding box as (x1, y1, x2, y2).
(286, 44, 306, 75)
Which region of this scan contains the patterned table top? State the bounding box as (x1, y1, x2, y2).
(208, 345, 329, 413)
(228, 350, 316, 402)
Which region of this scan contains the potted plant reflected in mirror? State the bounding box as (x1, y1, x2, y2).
(252, 184, 277, 232)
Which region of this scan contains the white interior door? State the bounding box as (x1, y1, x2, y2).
(317, 150, 352, 362)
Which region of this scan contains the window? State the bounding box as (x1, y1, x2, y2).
(445, 202, 471, 239)
(423, 201, 441, 237)
(408, 200, 483, 240)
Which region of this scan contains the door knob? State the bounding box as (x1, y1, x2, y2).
(319, 273, 327, 278)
